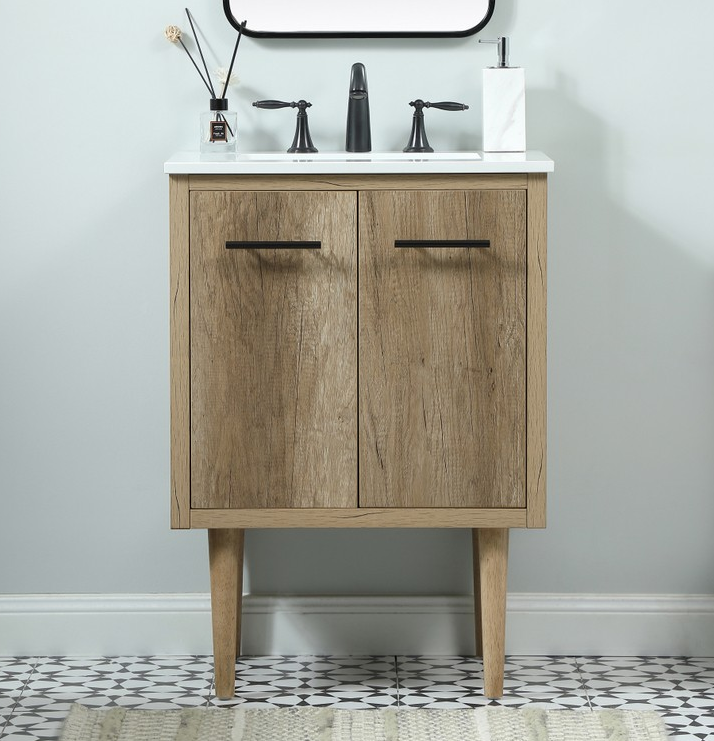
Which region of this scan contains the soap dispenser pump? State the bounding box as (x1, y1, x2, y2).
(479, 36, 526, 152)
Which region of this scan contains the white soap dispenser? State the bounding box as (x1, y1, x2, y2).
(479, 37, 526, 152)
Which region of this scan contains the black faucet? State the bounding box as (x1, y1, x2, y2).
(346, 63, 371, 153)
(403, 99, 469, 153)
(252, 99, 318, 153)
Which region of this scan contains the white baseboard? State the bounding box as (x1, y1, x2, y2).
(1, 593, 713, 657)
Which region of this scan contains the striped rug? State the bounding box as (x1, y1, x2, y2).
(60, 703, 668, 740)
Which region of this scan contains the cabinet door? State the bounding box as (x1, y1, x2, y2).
(190, 190, 357, 509)
(359, 190, 526, 508)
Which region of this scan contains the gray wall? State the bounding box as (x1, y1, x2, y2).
(1, 0, 713, 597)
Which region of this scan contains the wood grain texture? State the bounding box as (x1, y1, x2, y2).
(190, 190, 357, 509)
(478, 528, 509, 698)
(190, 508, 527, 529)
(208, 529, 240, 699)
(526, 174, 547, 528)
(189, 174, 527, 192)
(169, 175, 191, 529)
(359, 190, 527, 508)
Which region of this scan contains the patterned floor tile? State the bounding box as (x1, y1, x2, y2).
(685, 657, 714, 670)
(0, 657, 35, 674)
(27, 655, 213, 688)
(1, 694, 20, 712)
(2, 654, 713, 737)
(0, 710, 65, 741)
(396, 655, 584, 701)
(0, 658, 35, 707)
(397, 690, 591, 710)
(578, 656, 711, 695)
(1, 712, 12, 736)
(0, 657, 35, 669)
(209, 656, 399, 708)
(683, 657, 714, 692)
(19, 656, 213, 711)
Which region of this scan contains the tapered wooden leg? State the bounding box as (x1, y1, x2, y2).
(208, 529, 241, 699)
(472, 530, 483, 658)
(477, 528, 509, 699)
(235, 529, 245, 659)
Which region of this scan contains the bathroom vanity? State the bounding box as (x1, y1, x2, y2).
(165, 151, 553, 700)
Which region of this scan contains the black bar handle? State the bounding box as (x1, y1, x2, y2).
(395, 239, 490, 249)
(252, 100, 312, 110)
(252, 99, 294, 109)
(426, 101, 470, 111)
(226, 240, 321, 250)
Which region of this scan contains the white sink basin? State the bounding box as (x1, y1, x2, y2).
(236, 151, 482, 163)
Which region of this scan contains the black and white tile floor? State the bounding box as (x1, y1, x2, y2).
(1, 655, 712, 739)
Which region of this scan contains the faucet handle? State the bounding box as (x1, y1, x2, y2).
(252, 99, 317, 153)
(426, 101, 469, 111)
(253, 99, 312, 111)
(410, 100, 469, 112)
(404, 100, 469, 153)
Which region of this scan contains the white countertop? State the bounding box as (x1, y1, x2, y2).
(164, 150, 554, 175)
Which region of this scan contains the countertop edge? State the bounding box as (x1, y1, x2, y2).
(164, 151, 554, 175)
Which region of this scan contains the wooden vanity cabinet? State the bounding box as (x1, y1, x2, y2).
(169, 172, 547, 700)
(189, 189, 358, 510)
(359, 189, 527, 510)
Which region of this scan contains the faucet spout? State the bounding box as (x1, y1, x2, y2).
(346, 63, 371, 153)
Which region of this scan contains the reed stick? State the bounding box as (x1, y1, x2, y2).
(221, 20, 246, 100)
(185, 8, 216, 98)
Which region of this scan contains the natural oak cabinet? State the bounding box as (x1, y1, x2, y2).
(359, 189, 526, 509)
(169, 170, 548, 701)
(190, 190, 357, 510)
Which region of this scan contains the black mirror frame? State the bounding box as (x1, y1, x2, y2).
(223, 0, 495, 39)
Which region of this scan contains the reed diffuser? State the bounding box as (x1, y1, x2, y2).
(165, 10, 246, 153)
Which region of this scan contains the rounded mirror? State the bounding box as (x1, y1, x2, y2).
(224, 0, 495, 38)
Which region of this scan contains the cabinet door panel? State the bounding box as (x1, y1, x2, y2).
(359, 190, 526, 508)
(190, 191, 357, 509)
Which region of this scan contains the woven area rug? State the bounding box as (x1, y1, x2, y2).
(60, 704, 669, 740)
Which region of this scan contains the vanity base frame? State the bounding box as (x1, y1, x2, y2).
(208, 525, 509, 700)
(169, 172, 547, 701)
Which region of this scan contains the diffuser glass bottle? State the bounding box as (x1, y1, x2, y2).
(200, 98, 237, 154)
